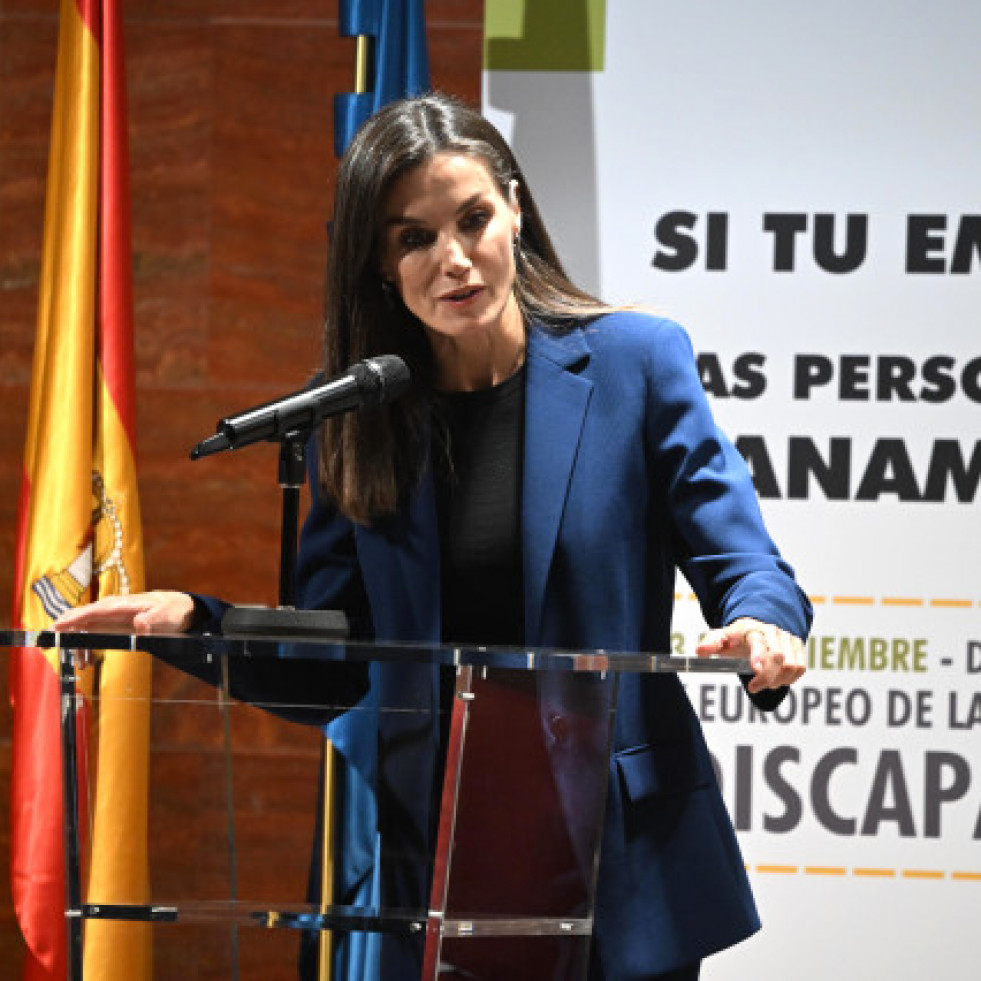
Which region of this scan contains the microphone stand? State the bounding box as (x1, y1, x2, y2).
(277, 431, 305, 609)
(193, 425, 348, 640)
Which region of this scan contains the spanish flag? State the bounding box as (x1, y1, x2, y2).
(10, 1, 152, 978)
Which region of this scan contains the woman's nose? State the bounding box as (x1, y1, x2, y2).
(439, 233, 472, 275)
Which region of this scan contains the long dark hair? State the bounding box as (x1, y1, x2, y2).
(320, 93, 609, 523)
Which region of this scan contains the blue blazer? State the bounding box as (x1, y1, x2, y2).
(272, 312, 812, 978)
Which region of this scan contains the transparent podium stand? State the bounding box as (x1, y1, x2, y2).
(2, 628, 749, 980)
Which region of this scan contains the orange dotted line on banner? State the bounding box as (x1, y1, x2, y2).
(813, 595, 976, 609)
(675, 593, 979, 609)
(749, 865, 981, 881)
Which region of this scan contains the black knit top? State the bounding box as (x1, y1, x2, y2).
(434, 367, 526, 648)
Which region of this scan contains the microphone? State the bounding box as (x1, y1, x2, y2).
(191, 354, 410, 459)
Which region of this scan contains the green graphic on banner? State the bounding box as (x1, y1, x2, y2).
(484, 0, 606, 71)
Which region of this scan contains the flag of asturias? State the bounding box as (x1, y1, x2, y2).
(10, 0, 152, 978)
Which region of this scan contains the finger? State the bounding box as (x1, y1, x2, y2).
(58, 595, 166, 632)
(772, 635, 806, 686)
(746, 659, 776, 692)
(695, 627, 731, 656)
(748, 631, 807, 692)
(743, 628, 771, 673)
(132, 606, 175, 634)
(729, 621, 773, 678)
(131, 611, 156, 634)
(743, 627, 782, 692)
(133, 594, 195, 634)
(747, 658, 778, 693)
(54, 599, 139, 630)
(696, 622, 759, 657)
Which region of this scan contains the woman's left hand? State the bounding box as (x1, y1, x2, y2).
(696, 616, 806, 693)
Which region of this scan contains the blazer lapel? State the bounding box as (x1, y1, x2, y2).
(522, 327, 593, 644)
(351, 324, 595, 649)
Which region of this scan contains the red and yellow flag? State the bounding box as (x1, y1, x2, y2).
(10, 0, 152, 977)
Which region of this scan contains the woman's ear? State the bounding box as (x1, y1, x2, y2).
(380, 276, 398, 306)
(509, 180, 522, 236)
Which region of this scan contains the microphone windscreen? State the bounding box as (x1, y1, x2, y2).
(356, 355, 411, 408)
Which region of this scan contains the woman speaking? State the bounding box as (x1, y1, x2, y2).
(57, 93, 810, 980)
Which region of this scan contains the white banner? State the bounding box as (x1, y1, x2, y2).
(485, 1, 980, 977)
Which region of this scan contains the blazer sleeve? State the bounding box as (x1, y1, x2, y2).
(643, 319, 813, 665)
(173, 437, 372, 723)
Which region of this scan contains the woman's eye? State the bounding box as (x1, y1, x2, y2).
(398, 227, 433, 251)
(460, 209, 491, 233)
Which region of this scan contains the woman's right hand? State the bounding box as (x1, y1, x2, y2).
(52, 590, 196, 634)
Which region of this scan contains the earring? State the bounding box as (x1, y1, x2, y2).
(381, 279, 397, 306)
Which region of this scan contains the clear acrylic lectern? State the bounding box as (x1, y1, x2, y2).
(1, 628, 748, 980)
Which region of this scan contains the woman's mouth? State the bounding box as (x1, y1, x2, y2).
(441, 286, 484, 305)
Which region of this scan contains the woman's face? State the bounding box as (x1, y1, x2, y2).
(379, 152, 522, 351)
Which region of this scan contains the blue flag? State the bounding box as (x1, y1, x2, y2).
(334, 0, 431, 156)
